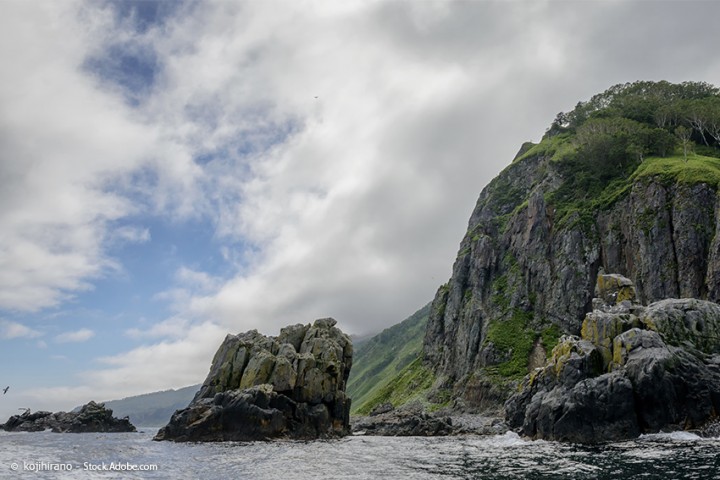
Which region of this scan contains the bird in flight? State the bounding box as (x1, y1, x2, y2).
(3, 386, 8, 394)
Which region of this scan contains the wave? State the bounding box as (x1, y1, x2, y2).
(639, 431, 703, 442)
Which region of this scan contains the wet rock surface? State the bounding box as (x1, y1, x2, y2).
(155, 318, 353, 442)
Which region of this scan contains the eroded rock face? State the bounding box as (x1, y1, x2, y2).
(1, 401, 136, 433)
(505, 276, 720, 443)
(155, 318, 353, 442)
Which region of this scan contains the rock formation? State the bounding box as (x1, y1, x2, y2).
(155, 318, 353, 442)
(1, 401, 136, 433)
(423, 148, 720, 410)
(505, 274, 720, 443)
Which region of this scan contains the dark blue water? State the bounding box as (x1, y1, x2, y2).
(1, 429, 718, 479)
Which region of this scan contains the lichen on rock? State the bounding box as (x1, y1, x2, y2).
(505, 274, 720, 443)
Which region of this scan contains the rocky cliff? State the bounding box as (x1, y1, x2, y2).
(155, 318, 353, 442)
(423, 81, 720, 411)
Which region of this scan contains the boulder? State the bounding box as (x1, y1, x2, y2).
(506, 275, 720, 443)
(1, 401, 136, 433)
(595, 273, 637, 306)
(155, 318, 353, 442)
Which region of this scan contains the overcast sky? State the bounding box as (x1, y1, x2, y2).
(2, 0, 720, 418)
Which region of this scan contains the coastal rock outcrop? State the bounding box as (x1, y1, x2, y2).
(1, 401, 136, 433)
(505, 275, 720, 443)
(155, 318, 353, 442)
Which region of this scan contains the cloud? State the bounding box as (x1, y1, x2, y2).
(0, 320, 43, 340)
(111, 225, 151, 245)
(23, 321, 226, 414)
(125, 316, 190, 340)
(55, 328, 95, 343)
(0, 1, 204, 313)
(4, 0, 720, 414)
(0, 2, 152, 312)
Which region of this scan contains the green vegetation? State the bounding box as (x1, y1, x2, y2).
(486, 309, 536, 378)
(540, 324, 563, 353)
(514, 132, 576, 163)
(353, 357, 436, 415)
(513, 81, 720, 230)
(488, 260, 563, 379)
(633, 154, 720, 189)
(347, 303, 430, 414)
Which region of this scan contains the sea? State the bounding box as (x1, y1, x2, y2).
(1, 429, 718, 479)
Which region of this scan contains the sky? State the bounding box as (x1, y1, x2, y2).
(2, 0, 720, 419)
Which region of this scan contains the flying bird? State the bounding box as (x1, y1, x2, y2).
(3, 386, 8, 394)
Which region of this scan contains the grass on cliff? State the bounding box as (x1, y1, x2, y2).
(487, 267, 564, 379)
(513, 133, 576, 164)
(347, 304, 430, 414)
(545, 149, 720, 231)
(352, 357, 436, 415)
(632, 154, 720, 189)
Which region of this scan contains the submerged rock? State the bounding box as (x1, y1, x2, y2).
(155, 318, 353, 442)
(1, 401, 136, 433)
(505, 275, 720, 443)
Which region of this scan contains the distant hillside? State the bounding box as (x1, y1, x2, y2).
(347, 303, 430, 414)
(102, 385, 199, 427)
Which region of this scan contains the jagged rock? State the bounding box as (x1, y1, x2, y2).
(1, 401, 136, 433)
(506, 276, 720, 443)
(155, 318, 353, 442)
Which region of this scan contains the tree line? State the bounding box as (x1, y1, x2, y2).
(547, 81, 720, 164)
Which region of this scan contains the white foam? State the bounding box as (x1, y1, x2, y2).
(489, 430, 531, 447)
(639, 431, 702, 442)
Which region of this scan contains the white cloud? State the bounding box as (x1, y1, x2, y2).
(22, 321, 225, 415)
(112, 226, 151, 245)
(125, 316, 190, 340)
(0, 320, 43, 340)
(55, 328, 95, 343)
(0, 2, 162, 312)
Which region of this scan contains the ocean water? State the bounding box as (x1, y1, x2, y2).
(1, 429, 718, 479)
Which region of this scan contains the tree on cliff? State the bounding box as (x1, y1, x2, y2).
(675, 125, 692, 162)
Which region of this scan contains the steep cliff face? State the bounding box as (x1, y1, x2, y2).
(424, 156, 720, 404)
(424, 149, 720, 410)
